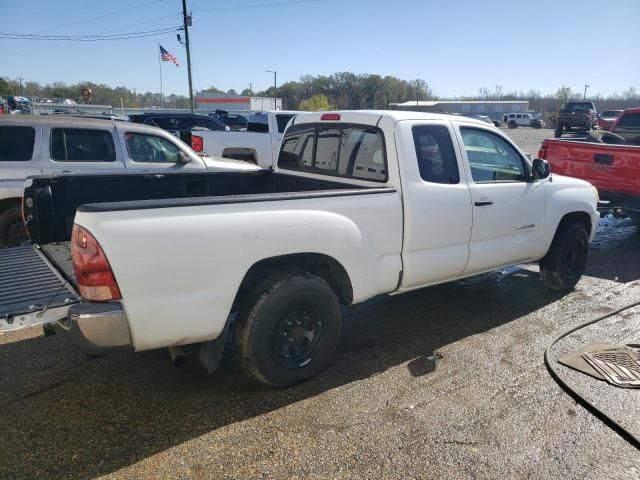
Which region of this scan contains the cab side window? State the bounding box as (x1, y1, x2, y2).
(50, 128, 115, 162)
(460, 128, 527, 182)
(125, 133, 180, 163)
(412, 125, 459, 184)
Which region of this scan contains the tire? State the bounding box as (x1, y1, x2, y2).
(540, 222, 589, 291)
(508, 120, 517, 129)
(0, 204, 27, 248)
(233, 273, 342, 386)
(554, 125, 562, 138)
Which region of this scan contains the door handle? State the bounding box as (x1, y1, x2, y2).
(594, 153, 613, 166)
(474, 200, 494, 206)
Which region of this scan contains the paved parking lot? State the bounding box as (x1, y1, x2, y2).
(1, 127, 639, 479)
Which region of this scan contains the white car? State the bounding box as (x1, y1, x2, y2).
(2, 111, 598, 386)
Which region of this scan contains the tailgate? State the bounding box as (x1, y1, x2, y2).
(0, 244, 80, 331)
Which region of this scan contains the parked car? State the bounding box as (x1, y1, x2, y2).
(216, 113, 249, 131)
(607, 107, 640, 145)
(2, 111, 598, 386)
(0, 116, 259, 247)
(596, 110, 622, 130)
(503, 113, 544, 129)
(191, 110, 300, 168)
(129, 112, 230, 145)
(555, 101, 598, 137)
(538, 109, 640, 219)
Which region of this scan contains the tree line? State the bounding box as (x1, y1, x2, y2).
(1, 75, 638, 112)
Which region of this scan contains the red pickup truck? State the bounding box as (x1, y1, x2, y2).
(538, 108, 640, 219)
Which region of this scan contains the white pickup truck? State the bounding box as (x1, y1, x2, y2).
(0, 116, 259, 247)
(1, 111, 599, 386)
(192, 111, 299, 168)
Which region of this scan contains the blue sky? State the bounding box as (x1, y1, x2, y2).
(1, 0, 639, 98)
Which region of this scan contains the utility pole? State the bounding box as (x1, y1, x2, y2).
(583, 84, 590, 100)
(182, 0, 195, 112)
(266, 70, 277, 110)
(249, 82, 253, 95)
(19, 77, 23, 96)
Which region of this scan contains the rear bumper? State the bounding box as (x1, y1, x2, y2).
(56, 302, 132, 355)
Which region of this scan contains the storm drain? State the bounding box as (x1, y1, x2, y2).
(583, 349, 640, 388)
(560, 344, 640, 388)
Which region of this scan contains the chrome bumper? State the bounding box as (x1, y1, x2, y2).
(56, 302, 132, 355)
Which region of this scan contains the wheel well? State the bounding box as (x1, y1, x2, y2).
(0, 197, 21, 215)
(232, 253, 353, 310)
(554, 211, 593, 240)
(222, 147, 257, 163)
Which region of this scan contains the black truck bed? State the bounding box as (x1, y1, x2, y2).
(23, 170, 364, 245)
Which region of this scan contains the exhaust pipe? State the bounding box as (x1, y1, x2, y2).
(168, 346, 187, 367)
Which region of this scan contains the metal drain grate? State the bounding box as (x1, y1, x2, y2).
(583, 351, 640, 388)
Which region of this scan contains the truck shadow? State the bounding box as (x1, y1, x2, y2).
(0, 267, 565, 478)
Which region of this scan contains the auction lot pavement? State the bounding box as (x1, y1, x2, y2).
(1, 127, 639, 479)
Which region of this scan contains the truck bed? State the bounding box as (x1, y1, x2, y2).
(23, 170, 370, 245)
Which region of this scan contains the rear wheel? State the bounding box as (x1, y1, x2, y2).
(554, 123, 563, 138)
(233, 273, 342, 386)
(508, 120, 517, 129)
(0, 204, 27, 248)
(540, 222, 589, 291)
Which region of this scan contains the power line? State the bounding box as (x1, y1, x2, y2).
(0, 27, 177, 40)
(38, 0, 168, 33)
(0, 28, 179, 42)
(194, 0, 321, 13)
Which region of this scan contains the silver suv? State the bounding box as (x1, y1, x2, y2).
(0, 116, 259, 247)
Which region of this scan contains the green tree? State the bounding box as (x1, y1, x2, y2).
(0, 77, 9, 95)
(298, 94, 335, 111)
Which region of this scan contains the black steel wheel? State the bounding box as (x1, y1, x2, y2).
(540, 222, 589, 291)
(234, 273, 342, 386)
(0, 205, 27, 248)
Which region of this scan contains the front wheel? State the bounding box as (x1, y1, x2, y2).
(234, 273, 342, 386)
(540, 222, 589, 291)
(508, 120, 517, 129)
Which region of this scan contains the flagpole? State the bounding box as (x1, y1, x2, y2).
(159, 44, 164, 108)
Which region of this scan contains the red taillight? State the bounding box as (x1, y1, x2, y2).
(321, 113, 341, 121)
(71, 225, 121, 302)
(538, 143, 548, 159)
(192, 134, 203, 152)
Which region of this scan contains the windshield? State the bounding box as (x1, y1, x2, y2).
(601, 111, 621, 117)
(562, 102, 594, 111)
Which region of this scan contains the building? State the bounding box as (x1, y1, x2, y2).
(195, 93, 282, 113)
(390, 100, 529, 120)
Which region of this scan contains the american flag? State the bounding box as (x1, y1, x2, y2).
(159, 45, 179, 67)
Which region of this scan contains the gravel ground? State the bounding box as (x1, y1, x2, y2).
(1, 129, 639, 479)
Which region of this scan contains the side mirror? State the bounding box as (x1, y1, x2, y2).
(532, 158, 550, 180)
(177, 151, 192, 164)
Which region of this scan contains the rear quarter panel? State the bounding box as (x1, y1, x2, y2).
(73, 191, 403, 351)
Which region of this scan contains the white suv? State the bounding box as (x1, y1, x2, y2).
(503, 113, 544, 129)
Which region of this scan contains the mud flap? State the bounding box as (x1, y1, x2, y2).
(198, 316, 232, 374)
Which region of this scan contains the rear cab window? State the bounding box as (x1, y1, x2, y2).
(278, 123, 387, 182)
(412, 125, 459, 184)
(50, 128, 116, 162)
(0, 126, 35, 161)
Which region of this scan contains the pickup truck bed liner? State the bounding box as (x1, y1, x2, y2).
(0, 245, 79, 321)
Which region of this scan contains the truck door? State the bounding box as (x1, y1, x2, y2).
(456, 125, 546, 274)
(395, 121, 473, 289)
